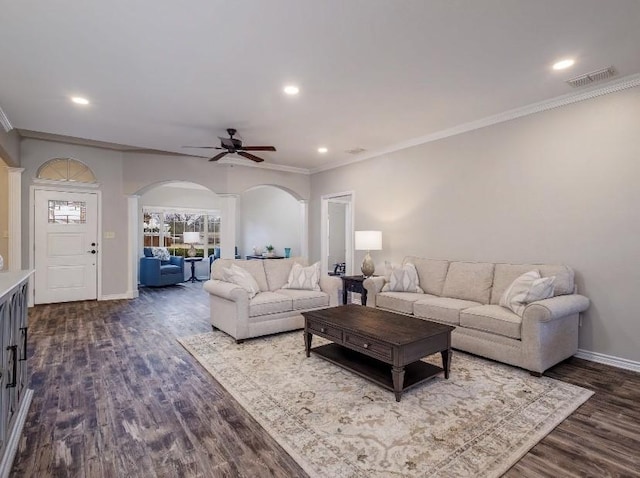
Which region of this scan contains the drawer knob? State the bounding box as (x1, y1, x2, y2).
(363, 343, 369, 349)
(320, 327, 326, 333)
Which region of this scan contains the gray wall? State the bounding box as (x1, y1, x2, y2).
(0, 128, 19, 167)
(0, 159, 8, 268)
(328, 201, 346, 272)
(140, 184, 221, 211)
(20, 140, 311, 296)
(309, 86, 640, 362)
(19, 140, 129, 296)
(239, 186, 301, 258)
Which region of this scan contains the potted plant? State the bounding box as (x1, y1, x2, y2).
(265, 244, 275, 257)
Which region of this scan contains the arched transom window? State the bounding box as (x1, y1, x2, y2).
(37, 158, 97, 183)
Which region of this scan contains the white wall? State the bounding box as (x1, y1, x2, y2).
(309, 86, 640, 363)
(239, 186, 301, 258)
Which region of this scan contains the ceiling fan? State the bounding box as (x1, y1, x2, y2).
(182, 128, 276, 162)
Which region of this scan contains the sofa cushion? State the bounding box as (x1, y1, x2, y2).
(222, 264, 261, 299)
(377, 292, 432, 315)
(499, 270, 555, 316)
(282, 262, 321, 291)
(275, 289, 329, 310)
(151, 247, 170, 261)
(460, 305, 523, 339)
(159, 264, 181, 275)
(490, 263, 575, 304)
(264, 257, 306, 291)
(211, 259, 269, 292)
(442, 262, 495, 304)
(248, 292, 292, 317)
(404, 257, 449, 296)
(413, 297, 482, 325)
(381, 262, 423, 293)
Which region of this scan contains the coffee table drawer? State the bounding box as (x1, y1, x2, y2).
(308, 321, 343, 341)
(344, 333, 393, 361)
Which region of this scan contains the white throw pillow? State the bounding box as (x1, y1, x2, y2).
(381, 262, 423, 293)
(151, 247, 170, 261)
(282, 262, 321, 291)
(500, 270, 555, 316)
(222, 264, 261, 299)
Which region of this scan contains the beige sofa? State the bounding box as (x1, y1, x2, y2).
(203, 258, 342, 342)
(363, 257, 590, 375)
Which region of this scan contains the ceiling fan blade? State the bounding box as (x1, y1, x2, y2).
(237, 151, 265, 162)
(182, 146, 223, 149)
(240, 146, 277, 151)
(209, 151, 229, 162)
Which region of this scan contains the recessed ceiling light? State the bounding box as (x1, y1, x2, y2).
(552, 59, 575, 71)
(283, 85, 299, 95)
(71, 96, 90, 105)
(317, 147, 328, 154)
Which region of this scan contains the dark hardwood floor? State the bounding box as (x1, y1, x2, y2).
(11, 283, 640, 477)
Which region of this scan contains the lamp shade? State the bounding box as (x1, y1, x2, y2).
(355, 230, 382, 251)
(183, 232, 200, 244)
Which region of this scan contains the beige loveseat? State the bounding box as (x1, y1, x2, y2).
(203, 258, 342, 342)
(363, 257, 590, 375)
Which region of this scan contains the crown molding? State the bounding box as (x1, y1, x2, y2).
(218, 156, 310, 175)
(0, 105, 13, 132)
(311, 73, 640, 174)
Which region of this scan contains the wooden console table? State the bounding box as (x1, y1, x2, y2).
(245, 255, 285, 260)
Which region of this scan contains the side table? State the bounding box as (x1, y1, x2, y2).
(184, 257, 203, 283)
(341, 275, 369, 306)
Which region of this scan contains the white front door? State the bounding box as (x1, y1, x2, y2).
(34, 190, 98, 304)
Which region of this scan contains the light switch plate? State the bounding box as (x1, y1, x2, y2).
(104, 232, 116, 239)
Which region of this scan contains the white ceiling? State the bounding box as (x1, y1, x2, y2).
(1, 0, 639, 172)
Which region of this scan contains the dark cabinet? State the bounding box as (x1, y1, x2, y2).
(0, 271, 33, 477)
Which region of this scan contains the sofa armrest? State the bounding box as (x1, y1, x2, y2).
(170, 255, 184, 269)
(363, 276, 385, 307)
(140, 256, 160, 272)
(523, 294, 590, 323)
(319, 275, 342, 307)
(203, 279, 249, 301)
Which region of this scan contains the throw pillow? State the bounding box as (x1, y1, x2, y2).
(499, 270, 556, 316)
(282, 262, 321, 291)
(151, 247, 170, 261)
(222, 264, 261, 299)
(381, 262, 423, 293)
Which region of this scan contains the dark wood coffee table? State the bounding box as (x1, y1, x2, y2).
(302, 305, 454, 401)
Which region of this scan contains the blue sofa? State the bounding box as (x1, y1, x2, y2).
(140, 247, 185, 287)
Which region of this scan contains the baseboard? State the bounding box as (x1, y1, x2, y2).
(575, 349, 640, 373)
(99, 290, 137, 301)
(0, 389, 33, 478)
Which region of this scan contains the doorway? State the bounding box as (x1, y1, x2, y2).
(321, 192, 354, 277)
(33, 189, 99, 304)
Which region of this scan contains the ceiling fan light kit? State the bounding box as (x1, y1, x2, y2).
(183, 128, 276, 163)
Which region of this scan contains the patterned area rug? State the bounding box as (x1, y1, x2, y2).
(178, 331, 592, 478)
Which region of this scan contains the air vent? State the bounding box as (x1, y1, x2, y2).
(345, 147, 366, 155)
(566, 66, 617, 88)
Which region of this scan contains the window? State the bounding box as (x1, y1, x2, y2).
(37, 158, 97, 183)
(142, 208, 220, 257)
(48, 200, 86, 224)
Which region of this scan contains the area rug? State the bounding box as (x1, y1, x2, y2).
(178, 331, 592, 478)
